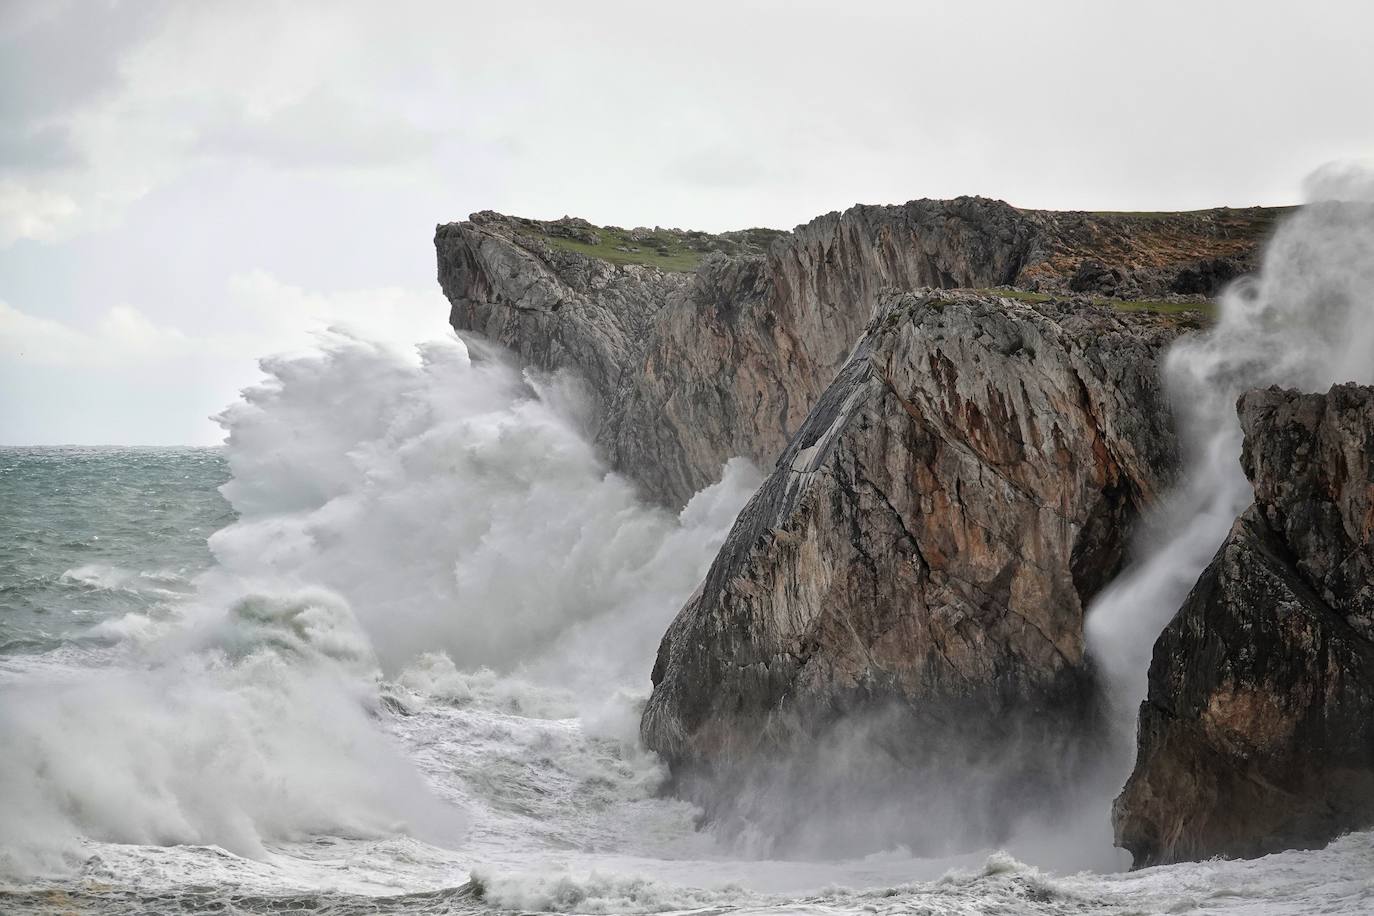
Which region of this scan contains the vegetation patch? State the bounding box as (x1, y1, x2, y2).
(983, 287, 1217, 318)
(532, 222, 786, 273)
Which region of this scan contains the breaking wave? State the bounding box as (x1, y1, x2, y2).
(0, 330, 759, 879)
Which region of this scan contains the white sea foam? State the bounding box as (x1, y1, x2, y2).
(0, 587, 457, 878)
(61, 563, 193, 596)
(209, 332, 760, 692)
(0, 328, 758, 884)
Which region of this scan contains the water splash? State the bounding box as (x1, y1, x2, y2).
(1086, 163, 1374, 766)
(0, 329, 759, 878)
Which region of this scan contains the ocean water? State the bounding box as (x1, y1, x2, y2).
(1, 331, 1372, 916)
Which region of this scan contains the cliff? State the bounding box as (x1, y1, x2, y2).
(639, 290, 1184, 852)
(1114, 383, 1374, 866)
(436, 200, 1276, 507)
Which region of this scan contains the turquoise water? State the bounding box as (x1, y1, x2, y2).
(0, 447, 231, 655)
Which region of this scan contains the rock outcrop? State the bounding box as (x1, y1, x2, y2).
(1115, 383, 1374, 867)
(437, 201, 1276, 507)
(639, 290, 1185, 853)
(437, 211, 839, 507)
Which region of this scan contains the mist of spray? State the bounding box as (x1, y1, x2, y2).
(210, 332, 760, 701)
(1086, 163, 1374, 769)
(0, 330, 758, 877)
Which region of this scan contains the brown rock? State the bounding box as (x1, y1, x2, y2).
(640, 290, 1184, 853)
(436, 200, 1269, 508)
(1114, 383, 1374, 866)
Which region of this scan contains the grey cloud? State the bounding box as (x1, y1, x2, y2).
(194, 90, 438, 171)
(0, 0, 165, 124)
(4, 0, 1374, 443)
(670, 147, 772, 189)
(0, 123, 82, 173)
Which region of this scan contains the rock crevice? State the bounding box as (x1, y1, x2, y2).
(639, 290, 1183, 853)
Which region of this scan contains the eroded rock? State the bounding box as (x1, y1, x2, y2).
(1114, 383, 1374, 866)
(436, 201, 1273, 507)
(639, 290, 1184, 853)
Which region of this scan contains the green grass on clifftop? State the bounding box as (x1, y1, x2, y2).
(532, 223, 785, 272)
(984, 288, 1217, 318)
(540, 227, 705, 271)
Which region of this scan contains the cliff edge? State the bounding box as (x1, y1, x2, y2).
(437, 200, 1277, 507)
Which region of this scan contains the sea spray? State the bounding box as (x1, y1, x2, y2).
(0, 585, 457, 877)
(210, 330, 760, 696)
(0, 329, 759, 878)
(1086, 164, 1374, 771)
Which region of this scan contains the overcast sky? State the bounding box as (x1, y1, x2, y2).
(2, 0, 1372, 445)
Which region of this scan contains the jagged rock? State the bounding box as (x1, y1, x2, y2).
(1069, 258, 1125, 295)
(436, 200, 1267, 507)
(639, 290, 1185, 853)
(1114, 383, 1374, 867)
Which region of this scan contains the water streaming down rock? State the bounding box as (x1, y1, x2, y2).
(1084, 165, 1374, 863)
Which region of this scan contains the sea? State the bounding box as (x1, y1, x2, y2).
(1, 330, 1371, 915)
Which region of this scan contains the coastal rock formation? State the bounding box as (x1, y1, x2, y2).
(639, 290, 1185, 852)
(436, 201, 1274, 507)
(437, 211, 833, 507)
(1115, 383, 1374, 867)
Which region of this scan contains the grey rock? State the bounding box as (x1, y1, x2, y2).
(1114, 383, 1374, 866)
(640, 290, 1185, 853)
(437, 199, 1262, 508)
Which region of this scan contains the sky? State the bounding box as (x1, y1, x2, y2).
(2, 0, 1372, 445)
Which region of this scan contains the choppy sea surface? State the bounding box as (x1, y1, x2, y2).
(2, 334, 1371, 916)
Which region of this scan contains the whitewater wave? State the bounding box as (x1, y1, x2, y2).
(0, 328, 758, 882)
(0, 586, 457, 878)
(60, 564, 194, 596)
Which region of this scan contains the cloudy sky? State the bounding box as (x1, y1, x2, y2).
(2, 0, 1372, 444)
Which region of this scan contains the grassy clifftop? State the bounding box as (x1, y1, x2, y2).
(469, 211, 787, 272)
(459, 200, 1287, 306)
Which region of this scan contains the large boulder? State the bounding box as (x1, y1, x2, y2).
(1115, 383, 1374, 866)
(640, 290, 1184, 853)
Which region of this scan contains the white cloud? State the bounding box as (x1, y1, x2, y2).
(0, 182, 80, 245)
(0, 300, 90, 364)
(2, 275, 443, 370)
(3, 0, 1374, 441)
(223, 271, 448, 357)
(196, 90, 437, 170)
(0, 300, 187, 367)
(0, 274, 450, 444)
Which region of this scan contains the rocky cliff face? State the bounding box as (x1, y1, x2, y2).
(437, 211, 827, 507)
(437, 201, 1274, 507)
(639, 290, 1185, 853)
(1115, 383, 1374, 867)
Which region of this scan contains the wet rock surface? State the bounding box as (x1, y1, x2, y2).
(638, 290, 1185, 852)
(1115, 383, 1374, 867)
